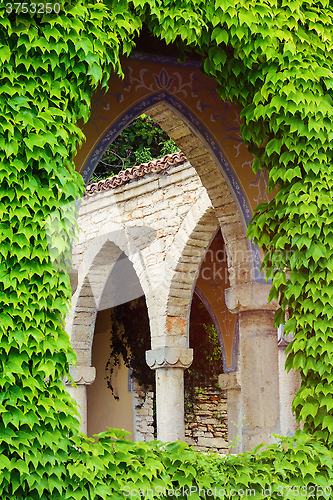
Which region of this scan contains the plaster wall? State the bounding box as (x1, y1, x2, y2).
(87, 308, 134, 439)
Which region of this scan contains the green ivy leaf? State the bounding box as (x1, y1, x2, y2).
(87, 62, 103, 85)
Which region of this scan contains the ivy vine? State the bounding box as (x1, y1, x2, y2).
(105, 296, 154, 399)
(0, 2, 140, 497)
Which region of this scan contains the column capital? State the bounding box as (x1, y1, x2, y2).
(146, 347, 193, 370)
(65, 365, 96, 386)
(225, 282, 279, 313)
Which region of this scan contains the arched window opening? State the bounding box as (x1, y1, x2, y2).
(90, 114, 178, 183)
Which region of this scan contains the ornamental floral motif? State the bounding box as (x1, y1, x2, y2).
(128, 66, 193, 97)
(153, 68, 175, 90)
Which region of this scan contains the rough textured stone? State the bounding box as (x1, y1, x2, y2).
(145, 347, 193, 369)
(225, 282, 279, 313)
(184, 387, 228, 452)
(132, 380, 154, 442)
(197, 436, 228, 448)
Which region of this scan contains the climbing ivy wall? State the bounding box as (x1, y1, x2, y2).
(1, 0, 333, 497)
(0, 3, 139, 497)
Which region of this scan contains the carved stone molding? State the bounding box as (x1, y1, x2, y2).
(145, 347, 193, 370)
(225, 282, 279, 313)
(277, 324, 294, 348)
(218, 372, 241, 390)
(65, 365, 96, 386)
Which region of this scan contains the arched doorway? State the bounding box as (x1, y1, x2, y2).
(75, 52, 267, 287)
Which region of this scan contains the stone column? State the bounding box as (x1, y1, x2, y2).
(225, 282, 280, 452)
(65, 365, 96, 434)
(218, 372, 242, 453)
(278, 325, 301, 436)
(145, 347, 193, 442)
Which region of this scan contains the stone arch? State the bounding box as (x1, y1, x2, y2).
(70, 235, 150, 368)
(71, 64, 282, 446)
(164, 196, 222, 317)
(145, 192, 241, 444)
(147, 102, 255, 287)
(144, 187, 237, 347)
(159, 200, 221, 345)
(73, 91, 257, 354)
(70, 239, 123, 367)
(75, 54, 267, 280)
(145, 173, 245, 366)
(165, 211, 239, 373)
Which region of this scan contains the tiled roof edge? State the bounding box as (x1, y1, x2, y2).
(84, 151, 187, 197)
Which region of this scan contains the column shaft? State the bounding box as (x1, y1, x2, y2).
(64, 365, 96, 435)
(156, 367, 185, 441)
(218, 372, 242, 453)
(239, 310, 280, 451)
(67, 384, 88, 434)
(278, 346, 301, 436)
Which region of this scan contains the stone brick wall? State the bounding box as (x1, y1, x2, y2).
(67, 151, 245, 443)
(131, 384, 228, 451)
(184, 387, 228, 453)
(132, 380, 155, 442)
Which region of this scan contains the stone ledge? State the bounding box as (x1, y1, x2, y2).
(225, 282, 279, 313)
(145, 347, 193, 370)
(197, 436, 228, 448)
(218, 372, 241, 390)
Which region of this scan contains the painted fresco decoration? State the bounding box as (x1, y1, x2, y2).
(195, 231, 238, 372)
(249, 168, 270, 205)
(75, 52, 273, 281)
(81, 70, 129, 132)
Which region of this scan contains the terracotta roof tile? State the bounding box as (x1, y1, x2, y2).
(84, 151, 187, 196)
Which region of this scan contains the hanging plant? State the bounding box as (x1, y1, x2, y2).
(105, 296, 154, 399)
(105, 293, 223, 421)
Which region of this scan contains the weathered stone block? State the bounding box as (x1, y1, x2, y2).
(197, 436, 228, 448)
(163, 186, 183, 199)
(192, 430, 205, 437)
(196, 410, 211, 417)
